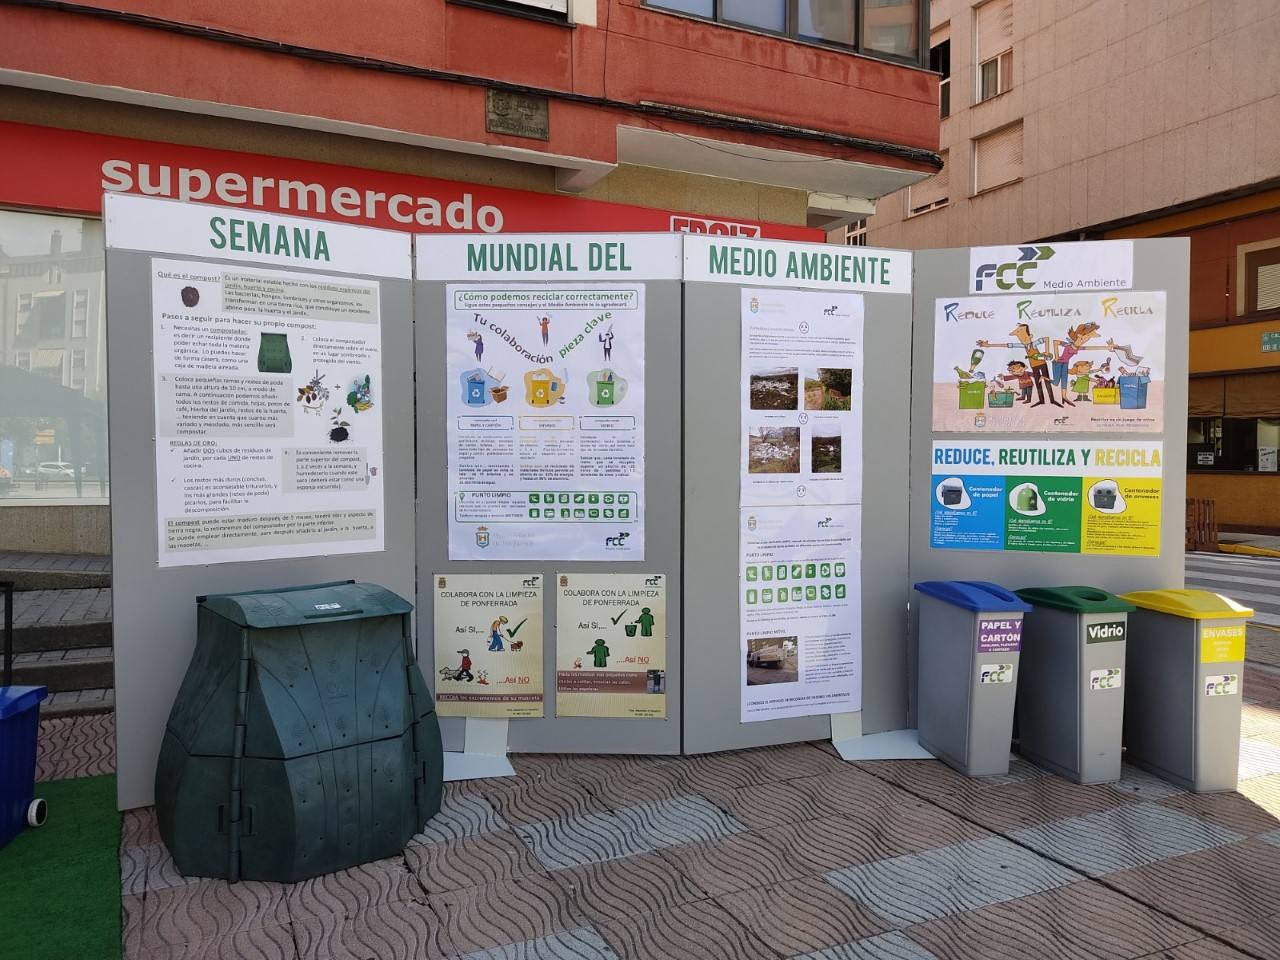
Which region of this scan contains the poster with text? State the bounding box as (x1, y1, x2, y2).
(151, 258, 385, 566)
(555, 573, 666, 719)
(432, 573, 544, 719)
(447, 284, 645, 560)
(740, 506, 861, 722)
(741, 288, 863, 506)
(930, 440, 1163, 556)
(932, 292, 1165, 433)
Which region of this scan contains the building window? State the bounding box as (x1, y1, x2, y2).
(645, 0, 926, 65)
(973, 122, 1022, 194)
(975, 0, 1013, 102)
(1244, 244, 1280, 314)
(930, 30, 951, 118)
(15, 351, 31, 372)
(908, 149, 949, 215)
(457, 0, 569, 18)
(35, 292, 67, 340)
(70, 348, 87, 390)
(842, 219, 869, 246)
(1189, 417, 1280, 472)
(72, 289, 89, 338)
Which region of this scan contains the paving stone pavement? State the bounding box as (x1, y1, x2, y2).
(22, 663, 1280, 960)
(6, 586, 113, 626)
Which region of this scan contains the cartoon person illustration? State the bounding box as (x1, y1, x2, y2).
(467, 330, 484, 363)
(1050, 322, 1115, 407)
(488, 615, 509, 652)
(587, 638, 610, 668)
(599, 325, 614, 361)
(978, 323, 1060, 408)
(454, 649, 474, 682)
(634, 606, 656, 638)
(999, 360, 1034, 403)
(538, 315, 551, 346)
(1069, 359, 1095, 401)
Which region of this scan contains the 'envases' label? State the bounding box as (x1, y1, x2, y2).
(1200, 625, 1245, 664)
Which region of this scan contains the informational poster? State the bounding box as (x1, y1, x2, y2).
(446, 283, 645, 561)
(932, 292, 1165, 433)
(555, 573, 666, 719)
(739, 506, 861, 722)
(930, 440, 1163, 556)
(432, 573, 544, 719)
(741, 288, 864, 505)
(151, 258, 385, 566)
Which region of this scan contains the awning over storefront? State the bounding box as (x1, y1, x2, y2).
(1190, 371, 1280, 418)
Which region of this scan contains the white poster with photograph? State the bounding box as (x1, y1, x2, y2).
(446, 284, 645, 560)
(555, 572, 667, 719)
(741, 288, 863, 506)
(151, 258, 385, 566)
(932, 291, 1165, 433)
(432, 573, 544, 719)
(740, 505, 861, 723)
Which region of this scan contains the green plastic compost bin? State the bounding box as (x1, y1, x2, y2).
(1014, 586, 1136, 784)
(155, 581, 443, 883)
(1119, 589, 1253, 792)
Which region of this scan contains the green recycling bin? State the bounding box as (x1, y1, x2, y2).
(155, 581, 442, 882)
(594, 380, 616, 405)
(1014, 586, 1136, 784)
(1119, 589, 1253, 792)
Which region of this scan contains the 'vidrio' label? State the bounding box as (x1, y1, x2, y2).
(1086, 620, 1126, 644)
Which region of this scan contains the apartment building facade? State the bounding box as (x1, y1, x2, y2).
(864, 0, 1280, 530)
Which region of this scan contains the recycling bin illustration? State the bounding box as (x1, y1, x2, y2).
(1016, 486, 1039, 512)
(1091, 483, 1118, 511)
(256, 332, 293, 374)
(1118, 589, 1253, 792)
(594, 379, 616, 406)
(940, 481, 963, 506)
(155, 581, 443, 882)
(1119, 373, 1150, 409)
(988, 389, 1015, 408)
(914, 580, 1031, 777)
(1014, 586, 1135, 784)
(466, 375, 487, 406)
(957, 381, 986, 409)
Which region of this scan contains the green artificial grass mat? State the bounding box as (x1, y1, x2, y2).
(0, 775, 121, 960)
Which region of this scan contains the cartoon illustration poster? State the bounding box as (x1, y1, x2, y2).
(446, 284, 645, 560)
(932, 292, 1166, 433)
(432, 573, 544, 719)
(930, 440, 1163, 556)
(740, 505, 861, 723)
(555, 573, 666, 719)
(741, 288, 864, 506)
(151, 258, 385, 566)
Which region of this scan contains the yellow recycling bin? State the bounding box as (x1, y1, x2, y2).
(1119, 589, 1253, 792)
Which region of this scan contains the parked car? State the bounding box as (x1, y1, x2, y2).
(747, 645, 786, 668)
(37, 461, 76, 480)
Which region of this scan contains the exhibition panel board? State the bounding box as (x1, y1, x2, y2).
(104, 194, 417, 809)
(907, 239, 1190, 726)
(415, 234, 684, 754)
(681, 236, 915, 753)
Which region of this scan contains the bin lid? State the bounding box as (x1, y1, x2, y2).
(200, 580, 412, 628)
(913, 580, 1031, 613)
(1118, 589, 1254, 621)
(1015, 586, 1136, 614)
(0, 685, 47, 720)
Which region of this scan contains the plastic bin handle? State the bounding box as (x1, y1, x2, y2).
(303, 607, 366, 620)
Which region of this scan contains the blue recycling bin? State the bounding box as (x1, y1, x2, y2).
(0, 685, 49, 851)
(1119, 374, 1149, 409)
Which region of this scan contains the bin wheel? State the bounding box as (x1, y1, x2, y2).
(27, 797, 47, 828)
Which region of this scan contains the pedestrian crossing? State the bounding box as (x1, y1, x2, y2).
(1185, 551, 1280, 628)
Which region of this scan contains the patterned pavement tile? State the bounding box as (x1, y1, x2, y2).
(550, 851, 708, 924)
(1009, 802, 1242, 877)
(284, 855, 423, 922)
(405, 829, 546, 895)
(121, 842, 203, 895)
(292, 897, 450, 960)
(1106, 837, 1280, 932)
(823, 835, 1080, 929)
(514, 809, 655, 871)
(657, 828, 811, 896)
(482, 776, 613, 827)
(1238, 774, 1280, 820)
(610, 794, 745, 848)
(1157, 790, 1280, 838)
(1213, 911, 1280, 958)
(135, 878, 291, 952)
(715, 875, 890, 956)
(1238, 738, 1280, 781)
(977, 754, 1050, 787)
(903, 881, 1200, 960)
(409, 791, 508, 846)
(707, 777, 839, 830)
(121, 806, 163, 847)
(669, 751, 780, 794)
(1108, 764, 1187, 802)
(1243, 669, 1280, 706)
(1146, 940, 1259, 959)
(952, 777, 1139, 834)
(451, 926, 620, 960)
(729, 741, 852, 783)
(781, 808, 990, 877)
(126, 921, 300, 960)
(792, 932, 941, 960)
(595, 898, 777, 960)
(36, 712, 115, 781)
(1240, 702, 1280, 738)
(432, 872, 588, 955)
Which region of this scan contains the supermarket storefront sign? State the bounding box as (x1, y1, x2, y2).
(0, 121, 817, 240)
